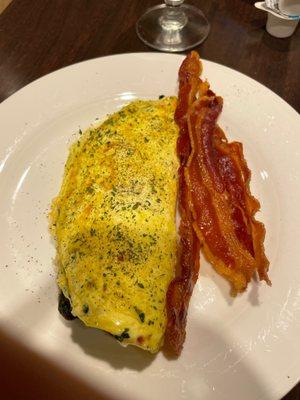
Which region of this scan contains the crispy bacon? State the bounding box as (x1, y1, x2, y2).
(166, 51, 270, 355)
(186, 94, 268, 293)
(165, 52, 201, 355)
(185, 71, 270, 293)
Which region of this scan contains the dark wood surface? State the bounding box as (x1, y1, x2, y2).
(0, 1, 299, 399)
(0, 0, 299, 111)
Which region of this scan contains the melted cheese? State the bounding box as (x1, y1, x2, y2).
(50, 97, 179, 353)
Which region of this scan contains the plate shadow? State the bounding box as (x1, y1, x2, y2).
(67, 318, 156, 371)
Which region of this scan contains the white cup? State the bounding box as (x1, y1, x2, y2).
(266, 12, 299, 37)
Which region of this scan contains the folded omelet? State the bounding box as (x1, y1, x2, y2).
(50, 97, 179, 353)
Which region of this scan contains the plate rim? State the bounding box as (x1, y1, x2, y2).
(0, 52, 299, 119)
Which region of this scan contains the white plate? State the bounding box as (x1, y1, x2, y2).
(0, 53, 299, 400)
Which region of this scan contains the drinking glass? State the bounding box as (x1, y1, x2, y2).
(136, 0, 210, 52)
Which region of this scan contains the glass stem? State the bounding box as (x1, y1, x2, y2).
(159, 4, 188, 31)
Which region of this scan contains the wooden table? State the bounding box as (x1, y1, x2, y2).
(0, 1, 299, 399)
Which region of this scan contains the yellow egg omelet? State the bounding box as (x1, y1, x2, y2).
(50, 97, 179, 353)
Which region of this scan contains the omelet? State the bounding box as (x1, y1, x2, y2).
(50, 97, 179, 353)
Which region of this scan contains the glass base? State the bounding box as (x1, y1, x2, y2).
(136, 4, 210, 52)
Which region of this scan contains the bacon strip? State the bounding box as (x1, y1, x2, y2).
(165, 52, 201, 355)
(166, 51, 270, 355)
(186, 75, 270, 293)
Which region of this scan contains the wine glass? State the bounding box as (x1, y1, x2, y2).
(136, 0, 210, 52)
